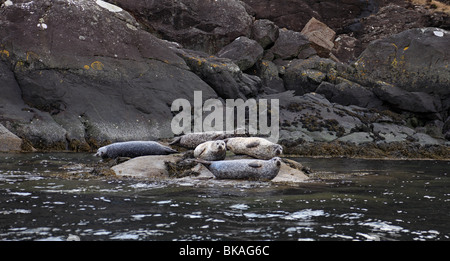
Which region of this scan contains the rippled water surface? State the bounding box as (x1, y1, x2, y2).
(0, 153, 449, 241)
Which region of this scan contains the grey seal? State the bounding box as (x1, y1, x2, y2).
(198, 157, 282, 180)
(225, 137, 283, 159)
(194, 140, 226, 161)
(169, 130, 248, 149)
(95, 141, 178, 159)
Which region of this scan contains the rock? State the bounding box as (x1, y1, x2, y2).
(111, 154, 183, 179)
(332, 34, 361, 64)
(241, 0, 374, 33)
(216, 37, 264, 71)
(251, 19, 279, 49)
(271, 160, 309, 184)
(254, 60, 286, 94)
(372, 81, 442, 114)
(372, 123, 416, 143)
(337, 132, 374, 144)
(106, 0, 253, 54)
(0, 124, 22, 152)
(353, 28, 450, 98)
(315, 79, 383, 109)
(301, 17, 336, 58)
(282, 57, 337, 95)
(0, 0, 218, 150)
(176, 48, 259, 99)
(270, 28, 316, 60)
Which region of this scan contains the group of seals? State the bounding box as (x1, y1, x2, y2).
(189, 135, 284, 181)
(94, 133, 284, 181)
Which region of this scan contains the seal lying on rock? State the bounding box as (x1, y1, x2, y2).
(198, 157, 282, 181)
(194, 140, 226, 161)
(95, 141, 178, 159)
(225, 137, 283, 159)
(170, 131, 248, 149)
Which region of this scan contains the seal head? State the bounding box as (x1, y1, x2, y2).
(194, 140, 226, 161)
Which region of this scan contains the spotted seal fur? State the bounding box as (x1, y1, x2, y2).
(198, 157, 282, 180)
(225, 137, 283, 159)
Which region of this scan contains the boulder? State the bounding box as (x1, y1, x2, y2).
(331, 34, 361, 64)
(216, 37, 264, 71)
(111, 154, 183, 179)
(269, 28, 316, 60)
(372, 81, 442, 114)
(175, 48, 260, 99)
(315, 79, 383, 109)
(106, 0, 253, 54)
(0, 0, 217, 150)
(0, 124, 22, 152)
(282, 57, 337, 95)
(353, 28, 450, 98)
(254, 60, 286, 94)
(301, 17, 336, 58)
(251, 19, 279, 49)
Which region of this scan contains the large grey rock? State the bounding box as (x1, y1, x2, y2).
(270, 28, 316, 60)
(106, 0, 253, 54)
(0, 0, 217, 150)
(251, 19, 279, 49)
(353, 28, 450, 97)
(216, 37, 264, 71)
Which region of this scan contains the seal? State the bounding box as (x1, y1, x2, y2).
(194, 140, 226, 161)
(169, 130, 248, 149)
(94, 141, 178, 159)
(198, 157, 282, 181)
(225, 137, 283, 159)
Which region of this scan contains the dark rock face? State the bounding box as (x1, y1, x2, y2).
(269, 29, 316, 60)
(353, 28, 450, 97)
(0, 0, 217, 150)
(216, 36, 264, 71)
(251, 19, 280, 49)
(106, 0, 253, 54)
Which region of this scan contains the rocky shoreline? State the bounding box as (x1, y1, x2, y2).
(0, 0, 449, 161)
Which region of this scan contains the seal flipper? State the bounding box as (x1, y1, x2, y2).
(169, 137, 181, 146)
(248, 162, 263, 168)
(246, 141, 260, 148)
(195, 159, 212, 167)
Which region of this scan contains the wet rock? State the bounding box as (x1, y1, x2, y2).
(251, 19, 279, 49)
(111, 154, 183, 179)
(106, 0, 253, 54)
(337, 132, 374, 144)
(301, 17, 336, 58)
(270, 28, 316, 60)
(216, 37, 264, 71)
(0, 123, 22, 152)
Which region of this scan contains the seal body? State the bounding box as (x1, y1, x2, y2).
(170, 131, 248, 149)
(194, 140, 226, 161)
(201, 157, 282, 180)
(95, 141, 178, 159)
(225, 137, 283, 159)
